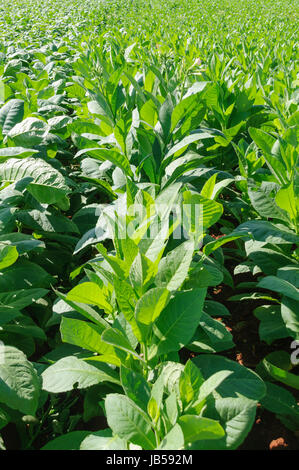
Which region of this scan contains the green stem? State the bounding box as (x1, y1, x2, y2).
(141, 342, 149, 376)
(154, 428, 160, 448)
(143, 342, 148, 364)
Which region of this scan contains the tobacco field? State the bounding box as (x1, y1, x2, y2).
(0, 0, 298, 451)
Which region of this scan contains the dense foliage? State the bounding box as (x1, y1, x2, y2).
(0, 0, 298, 450)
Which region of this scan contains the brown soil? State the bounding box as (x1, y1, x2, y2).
(240, 409, 298, 450)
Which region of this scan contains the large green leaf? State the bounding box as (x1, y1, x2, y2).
(78, 147, 133, 177)
(135, 287, 170, 340)
(254, 305, 290, 344)
(0, 288, 48, 312)
(258, 276, 299, 301)
(188, 313, 234, 353)
(260, 382, 299, 430)
(66, 282, 112, 313)
(0, 158, 70, 204)
(60, 317, 113, 355)
(54, 290, 108, 327)
(0, 346, 40, 415)
(192, 355, 266, 401)
(248, 186, 290, 223)
(149, 288, 206, 358)
(281, 296, 299, 339)
(179, 415, 225, 444)
(237, 220, 299, 244)
(276, 181, 298, 226)
(277, 266, 299, 287)
(7, 117, 48, 146)
(164, 130, 220, 163)
(0, 406, 10, 430)
(105, 394, 156, 449)
(0, 147, 38, 162)
(203, 232, 249, 256)
(182, 191, 223, 235)
(0, 259, 52, 291)
(0, 233, 45, 254)
(196, 370, 233, 404)
(155, 240, 194, 291)
(193, 397, 257, 450)
(0, 207, 17, 233)
(0, 99, 24, 134)
(17, 208, 79, 233)
(42, 356, 119, 393)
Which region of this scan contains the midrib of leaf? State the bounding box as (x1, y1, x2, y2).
(102, 434, 122, 449)
(118, 402, 155, 449)
(47, 365, 118, 384)
(3, 160, 67, 190)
